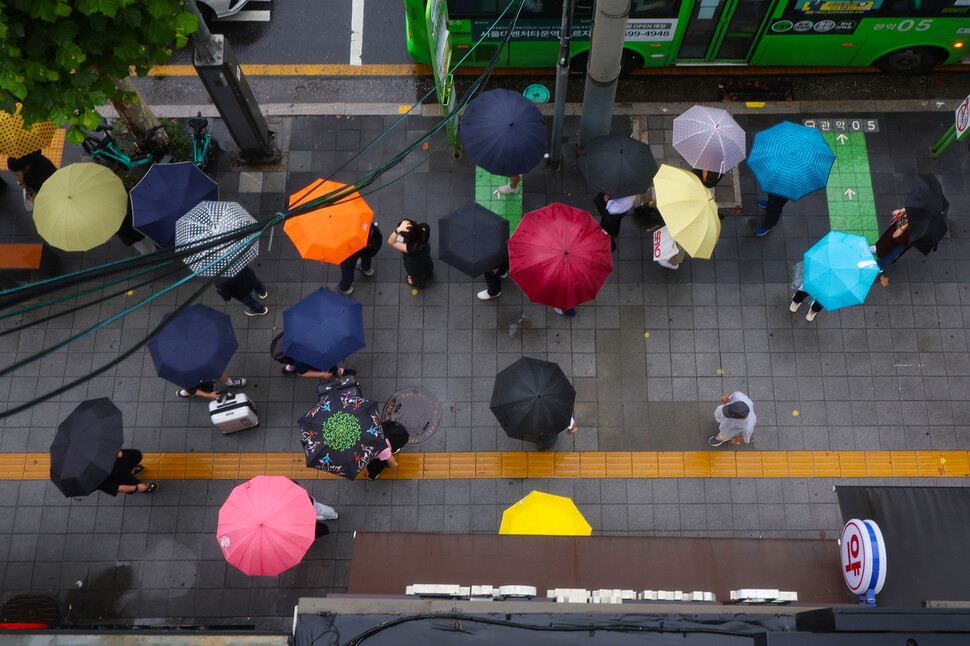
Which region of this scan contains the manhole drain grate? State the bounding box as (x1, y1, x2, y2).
(382, 387, 443, 446)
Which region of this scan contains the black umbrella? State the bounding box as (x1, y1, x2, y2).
(460, 89, 548, 177)
(490, 357, 576, 444)
(50, 398, 124, 497)
(299, 392, 386, 481)
(905, 174, 949, 255)
(438, 203, 510, 277)
(578, 134, 659, 197)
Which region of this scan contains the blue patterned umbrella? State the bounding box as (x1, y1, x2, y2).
(299, 394, 386, 480)
(282, 288, 365, 371)
(460, 89, 547, 177)
(803, 231, 879, 311)
(147, 304, 238, 389)
(131, 162, 219, 248)
(747, 121, 835, 201)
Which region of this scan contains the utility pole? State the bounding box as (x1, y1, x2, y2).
(548, 0, 576, 169)
(578, 0, 630, 149)
(184, 0, 279, 164)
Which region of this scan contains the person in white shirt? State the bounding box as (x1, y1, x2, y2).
(709, 391, 756, 447)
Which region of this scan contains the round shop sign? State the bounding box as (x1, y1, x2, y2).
(840, 519, 887, 597)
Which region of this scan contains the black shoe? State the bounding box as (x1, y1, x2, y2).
(367, 472, 380, 481)
(132, 465, 144, 476)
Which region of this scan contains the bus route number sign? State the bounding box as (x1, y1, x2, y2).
(803, 118, 879, 132)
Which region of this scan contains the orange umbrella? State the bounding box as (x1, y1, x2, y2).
(284, 180, 374, 265)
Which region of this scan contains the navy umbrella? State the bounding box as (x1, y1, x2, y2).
(438, 203, 510, 277)
(147, 303, 238, 389)
(131, 162, 219, 248)
(905, 174, 949, 255)
(50, 398, 124, 497)
(283, 288, 365, 371)
(460, 89, 548, 177)
(490, 357, 576, 445)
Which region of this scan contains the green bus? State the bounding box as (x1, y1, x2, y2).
(405, 0, 970, 75)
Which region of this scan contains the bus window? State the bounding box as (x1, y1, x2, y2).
(678, 0, 729, 58)
(714, 0, 773, 59)
(447, 0, 501, 18)
(630, 0, 679, 18)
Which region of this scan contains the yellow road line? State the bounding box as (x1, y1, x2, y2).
(7, 450, 968, 481)
(147, 63, 907, 77)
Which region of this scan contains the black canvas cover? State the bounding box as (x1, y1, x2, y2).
(836, 486, 970, 607)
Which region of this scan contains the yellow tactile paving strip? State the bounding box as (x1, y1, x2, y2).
(3, 450, 968, 481)
(1, 128, 66, 170)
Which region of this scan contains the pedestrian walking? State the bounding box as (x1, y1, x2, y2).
(691, 167, 725, 189)
(709, 392, 756, 447)
(308, 493, 338, 538)
(477, 261, 509, 301)
(366, 420, 410, 480)
(336, 223, 382, 295)
(653, 226, 687, 270)
(96, 449, 158, 495)
(790, 284, 824, 322)
(215, 265, 269, 316)
(494, 174, 521, 197)
(387, 218, 434, 290)
(755, 193, 789, 237)
(872, 208, 911, 270)
(553, 307, 578, 317)
(8, 151, 56, 206)
(176, 373, 247, 399)
(537, 416, 578, 450)
(281, 360, 355, 379)
(592, 193, 636, 251)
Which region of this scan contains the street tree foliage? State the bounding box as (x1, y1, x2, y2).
(0, 0, 197, 144)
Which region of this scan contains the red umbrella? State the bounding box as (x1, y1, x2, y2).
(508, 203, 612, 310)
(217, 475, 316, 576)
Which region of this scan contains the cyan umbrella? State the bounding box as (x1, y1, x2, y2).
(147, 304, 239, 389)
(131, 162, 219, 248)
(460, 89, 547, 177)
(283, 288, 365, 371)
(747, 121, 835, 201)
(803, 231, 879, 311)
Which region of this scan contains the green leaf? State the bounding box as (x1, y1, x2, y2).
(67, 125, 87, 146)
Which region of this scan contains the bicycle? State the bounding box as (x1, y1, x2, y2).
(187, 112, 219, 172)
(81, 120, 173, 171)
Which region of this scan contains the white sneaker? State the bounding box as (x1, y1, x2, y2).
(477, 289, 500, 300)
(226, 377, 247, 388)
(336, 284, 354, 296)
(789, 298, 801, 313)
(356, 257, 374, 276)
(494, 183, 520, 197)
(805, 306, 818, 322)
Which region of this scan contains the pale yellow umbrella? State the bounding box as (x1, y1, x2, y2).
(653, 164, 721, 259)
(499, 491, 592, 536)
(33, 163, 128, 252)
(0, 104, 57, 158)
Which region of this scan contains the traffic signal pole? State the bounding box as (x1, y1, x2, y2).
(578, 0, 630, 149)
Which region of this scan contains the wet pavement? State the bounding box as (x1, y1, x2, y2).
(0, 100, 969, 628)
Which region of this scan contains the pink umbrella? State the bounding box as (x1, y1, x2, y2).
(217, 475, 316, 576)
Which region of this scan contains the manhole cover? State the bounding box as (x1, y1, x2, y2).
(383, 387, 443, 446)
(523, 84, 550, 103)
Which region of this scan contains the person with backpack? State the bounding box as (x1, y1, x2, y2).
(336, 222, 381, 296)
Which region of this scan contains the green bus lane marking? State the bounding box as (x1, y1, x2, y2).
(823, 131, 878, 244)
(475, 167, 523, 232)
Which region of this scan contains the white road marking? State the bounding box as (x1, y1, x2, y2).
(350, 0, 364, 65)
(221, 10, 271, 22)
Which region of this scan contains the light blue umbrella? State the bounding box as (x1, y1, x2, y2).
(803, 231, 879, 311)
(747, 121, 835, 201)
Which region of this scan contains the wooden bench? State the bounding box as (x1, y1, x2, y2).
(0, 243, 58, 287)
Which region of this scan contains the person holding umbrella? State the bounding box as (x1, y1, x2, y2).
(215, 264, 269, 316)
(96, 450, 158, 495)
(336, 222, 381, 295)
(592, 194, 636, 252)
(789, 284, 825, 322)
(478, 262, 509, 301)
(176, 373, 247, 399)
(872, 208, 911, 270)
(8, 151, 56, 205)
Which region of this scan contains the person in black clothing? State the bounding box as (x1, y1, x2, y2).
(691, 168, 724, 189)
(96, 449, 158, 495)
(477, 261, 509, 301)
(366, 420, 410, 480)
(336, 222, 381, 295)
(176, 373, 247, 399)
(387, 219, 434, 290)
(8, 151, 56, 204)
(215, 265, 269, 316)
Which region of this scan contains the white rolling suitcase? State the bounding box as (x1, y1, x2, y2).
(209, 393, 259, 434)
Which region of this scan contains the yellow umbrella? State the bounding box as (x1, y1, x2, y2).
(33, 163, 128, 252)
(499, 491, 592, 536)
(653, 164, 721, 259)
(0, 104, 57, 158)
